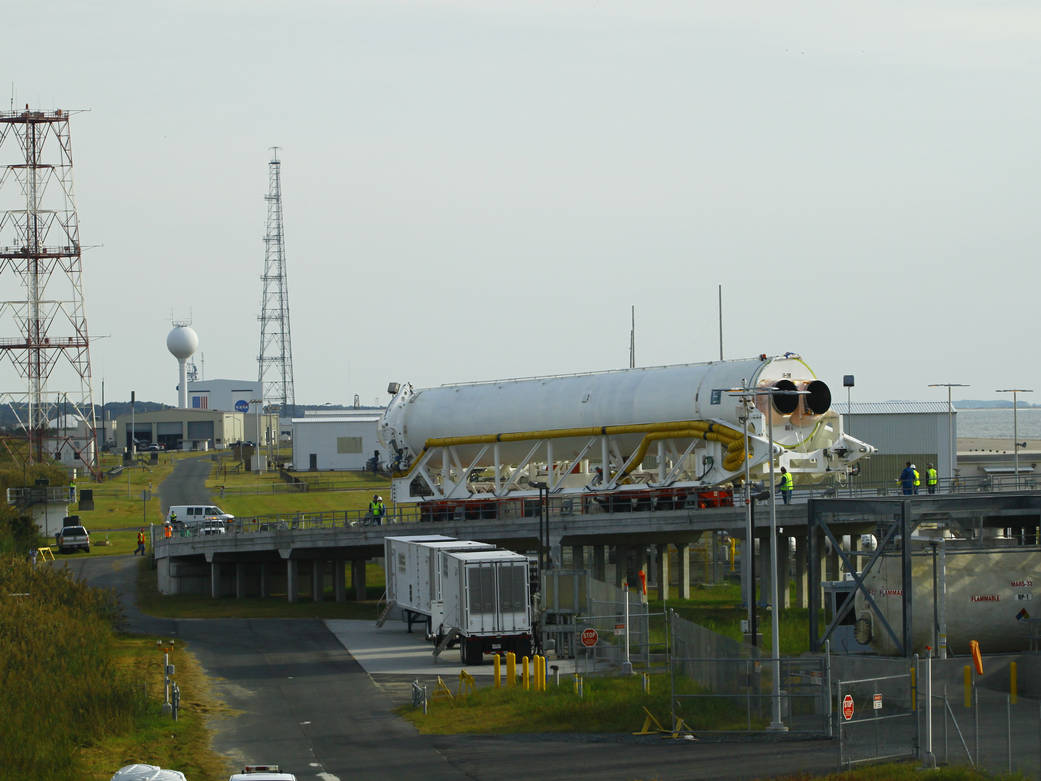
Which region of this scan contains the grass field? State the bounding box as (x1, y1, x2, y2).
(78, 635, 233, 781)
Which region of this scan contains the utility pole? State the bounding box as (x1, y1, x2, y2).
(0, 106, 98, 475)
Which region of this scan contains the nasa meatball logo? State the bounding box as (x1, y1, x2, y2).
(234, 400, 249, 412)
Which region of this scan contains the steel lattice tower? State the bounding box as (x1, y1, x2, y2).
(0, 106, 97, 473)
(258, 148, 296, 414)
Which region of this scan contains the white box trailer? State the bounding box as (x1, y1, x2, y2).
(383, 536, 495, 633)
(434, 549, 533, 665)
(383, 535, 453, 610)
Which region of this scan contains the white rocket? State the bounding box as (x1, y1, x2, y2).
(378, 353, 873, 504)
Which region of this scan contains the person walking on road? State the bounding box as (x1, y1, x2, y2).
(135, 528, 147, 556)
(777, 467, 794, 505)
(899, 462, 915, 495)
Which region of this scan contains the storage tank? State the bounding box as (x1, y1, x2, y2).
(379, 353, 873, 503)
(853, 545, 1041, 655)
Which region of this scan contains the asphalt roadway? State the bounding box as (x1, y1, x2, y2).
(62, 554, 840, 781)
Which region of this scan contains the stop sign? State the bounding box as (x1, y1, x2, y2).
(580, 627, 599, 648)
(842, 694, 855, 721)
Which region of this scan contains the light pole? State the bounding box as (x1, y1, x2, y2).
(843, 375, 854, 497)
(530, 481, 549, 573)
(996, 388, 1032, 489)
(250, 399, 263, 472)
(728, 384, 805, 732)
(929, 383, 968, 489)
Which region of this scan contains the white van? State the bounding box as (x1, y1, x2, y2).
(167, 504, 234, 528)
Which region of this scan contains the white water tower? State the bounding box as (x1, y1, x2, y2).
(167, 324, 199, 408)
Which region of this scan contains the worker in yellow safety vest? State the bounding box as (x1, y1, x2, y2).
(927, 463, 938, 494)
(911, 464, 920, 494)
(135, 528, 147, 556)
(368, 495, 385, 526)
(777, 467, 794, 505)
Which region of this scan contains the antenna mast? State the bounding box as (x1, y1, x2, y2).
(0, 106, 98, 474)
(629, 305, 635, 369)
(258, 147, 296, 415)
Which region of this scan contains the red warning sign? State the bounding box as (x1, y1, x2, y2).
(580, 627, 599, 648)
(842, 694, 855, 721)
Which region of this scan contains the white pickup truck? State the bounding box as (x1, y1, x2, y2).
(57, 524, 90, 554)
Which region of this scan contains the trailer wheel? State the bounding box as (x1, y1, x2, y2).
(461, 638, 483, 666)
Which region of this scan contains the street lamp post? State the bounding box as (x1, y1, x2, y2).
(929, 383, 969, 489)
(843, 375, 854, 497)
(531, 481, 549, 574)
(996, 388, 1032, 490)
(728, 384, 805, 732)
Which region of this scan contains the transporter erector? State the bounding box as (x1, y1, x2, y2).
(377, 353, 874, 505)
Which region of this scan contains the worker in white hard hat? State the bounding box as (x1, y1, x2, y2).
(911, 464, 920, 494)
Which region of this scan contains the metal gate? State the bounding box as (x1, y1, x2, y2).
(837, 670, 918, 768)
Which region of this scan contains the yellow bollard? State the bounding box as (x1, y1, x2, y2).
(538, 655, 545, 691)
(574, 673, 580, 694)
(643, 672, 650, 694)
(494, 654, 501, 689)
(506, 652, 516, 688)
(522, 656, 530, 690)
(1011, 661, 1018, 705)
(964, 665, 972, 709)
(533, 655, 541, 691)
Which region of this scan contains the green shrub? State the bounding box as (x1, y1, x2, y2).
(0, 557, 148, 779)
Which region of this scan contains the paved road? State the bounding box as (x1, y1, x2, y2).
(61, 555, 841, 781)
(159, 455, 215, 515)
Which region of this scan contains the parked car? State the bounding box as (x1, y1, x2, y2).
(57, 525, 90, 553)
(229, 765, 296, 781)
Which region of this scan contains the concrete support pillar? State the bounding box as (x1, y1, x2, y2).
(615, 546, 629, 587)
(287, 559, 298, 604)
(571, 545, 585, 570)
(334, 560, 346, 603)
(592, 545, 606, 581)
(794, 534, 809, 609)
(679, 543, 691, 600)
(352, 558, 366, 601)
(758, 533, 771, 608)
(657, 544, 670, 601)
(312, 560, 323, 602)
(778, 533, 791, 610)
(210, 560, 220, 599)
(235, 562, 245, 599)
(260, 562, 269, 599)
(825, 539, 839, 582)
(549, 534, 563, 571)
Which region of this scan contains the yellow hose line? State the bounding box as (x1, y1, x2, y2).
(393, 420, 748, 480)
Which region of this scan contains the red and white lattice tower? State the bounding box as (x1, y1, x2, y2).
(0, 106, 98, 473)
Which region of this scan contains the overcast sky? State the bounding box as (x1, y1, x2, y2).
(5, 1, 1041, 409)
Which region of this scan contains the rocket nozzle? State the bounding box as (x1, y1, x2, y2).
(771, 380, 799, 415)
(805, 380, 831, 415)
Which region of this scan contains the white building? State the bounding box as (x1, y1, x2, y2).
(186, 379, 261, 413)
(292, 415, 381, 471)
